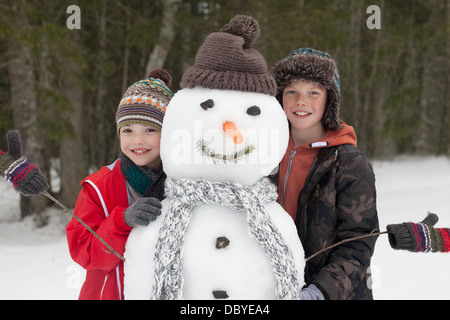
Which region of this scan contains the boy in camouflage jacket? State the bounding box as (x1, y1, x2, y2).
(271, 48, 379, 300)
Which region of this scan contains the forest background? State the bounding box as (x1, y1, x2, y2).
(1, 0, 449, 223)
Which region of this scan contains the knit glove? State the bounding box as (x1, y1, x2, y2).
(123, 197, 162, 227)
(0, 130, 49, 196)
(299, 284, 325, 300)
(387, 213, 450, 252)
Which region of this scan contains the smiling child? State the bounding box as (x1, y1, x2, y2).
(271, 48, 379, 300)
(66, 69, 174, 300)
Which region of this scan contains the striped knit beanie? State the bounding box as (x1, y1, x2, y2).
(271, 48, 342, 131)
(116, 69, 174, 133)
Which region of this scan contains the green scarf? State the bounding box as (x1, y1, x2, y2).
(120, 152, 166, 200)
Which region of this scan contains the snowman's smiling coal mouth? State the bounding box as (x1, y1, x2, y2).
(197, 140, 255, 163)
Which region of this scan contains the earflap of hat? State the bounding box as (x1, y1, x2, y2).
(322, 88, 342, 131)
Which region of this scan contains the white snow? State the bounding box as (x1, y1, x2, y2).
(0, 182, 85, 300)
(0, 155, 449, 300)
(370, 156, 450, 300)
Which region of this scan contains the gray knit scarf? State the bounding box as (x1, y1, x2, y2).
(151, 177, 300, 300)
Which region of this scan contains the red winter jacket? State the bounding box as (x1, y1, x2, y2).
(66, 159, 132, 300)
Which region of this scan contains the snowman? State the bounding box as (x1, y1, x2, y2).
(124, 15, 304, 300)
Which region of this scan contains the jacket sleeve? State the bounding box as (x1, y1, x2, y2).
(66, 183, 132, 272)
(314, 153, 379, 300)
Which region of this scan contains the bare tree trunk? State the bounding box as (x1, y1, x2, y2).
(59, 31, 86, 208)
(363, 0, 385, 157)
(7, 1, 49, 223)
(416, 3, 446, 154)
(88, 0, 109, 168)
(346, 0, 362, 135)
(145, 0, 181, 75)
(121, 5, 131, 95)
(444, 0, 450, 155)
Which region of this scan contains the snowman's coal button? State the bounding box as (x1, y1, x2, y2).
(212, 290, 229, 299)
(215, 236, 230, 249)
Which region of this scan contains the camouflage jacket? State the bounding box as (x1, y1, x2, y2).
(272, 144, 379, 300)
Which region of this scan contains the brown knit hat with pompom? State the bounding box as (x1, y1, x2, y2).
(180, 15, 277, 96)
(116, 69, 174, 133)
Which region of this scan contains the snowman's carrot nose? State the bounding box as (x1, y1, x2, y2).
(223, 121, 244, 144)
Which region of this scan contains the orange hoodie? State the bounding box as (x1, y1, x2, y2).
(277, 122, 357, 220)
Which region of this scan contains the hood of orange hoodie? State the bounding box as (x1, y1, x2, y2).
(308, 121, 357, 149)
(286, 121, 357, 153)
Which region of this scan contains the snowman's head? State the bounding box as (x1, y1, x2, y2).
(160, 87, 288, 185)
(161, 15, 288, 185)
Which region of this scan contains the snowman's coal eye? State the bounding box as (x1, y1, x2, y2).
(247, 105, 261, 116)
(200, 99, 214, 111)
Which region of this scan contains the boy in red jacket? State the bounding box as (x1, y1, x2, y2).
(66, 69, 174, 300)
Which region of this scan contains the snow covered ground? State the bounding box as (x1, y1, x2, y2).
(0, 156, 449, 300)
(371, 156, 450, 300)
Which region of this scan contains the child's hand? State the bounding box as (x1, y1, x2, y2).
(124, 197, 162, 227)
(0, 130, 49, 196)
(298, 284, 325, 300)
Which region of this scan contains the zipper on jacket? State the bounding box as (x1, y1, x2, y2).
(314, 184, 320, 225)
(314, 184, 320, 197)
(280, 149, 296, 206)
(302, 149, 338, 238)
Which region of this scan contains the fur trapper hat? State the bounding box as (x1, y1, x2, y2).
(271, 48, 342, 131)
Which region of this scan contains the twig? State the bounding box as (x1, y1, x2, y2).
(305, 229, 389, 262)
(42, 190, 126, 262)
(42, 191, 387, 265)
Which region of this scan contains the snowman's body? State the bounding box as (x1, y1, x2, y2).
(124, 84, 304, 299)
(124, 88, 304, 299)
(125, 199, 303, 300)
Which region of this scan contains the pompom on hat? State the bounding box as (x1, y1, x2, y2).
(116, 69, 174, 133)
(180, 15, 277, 96)
(271, 48, 342, 131)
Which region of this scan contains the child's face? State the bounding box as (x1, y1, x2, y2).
(282, 80, 327, 135)
(119, 123, 162, 169)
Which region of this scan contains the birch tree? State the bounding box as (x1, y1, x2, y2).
(145, 0, 181, 74)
